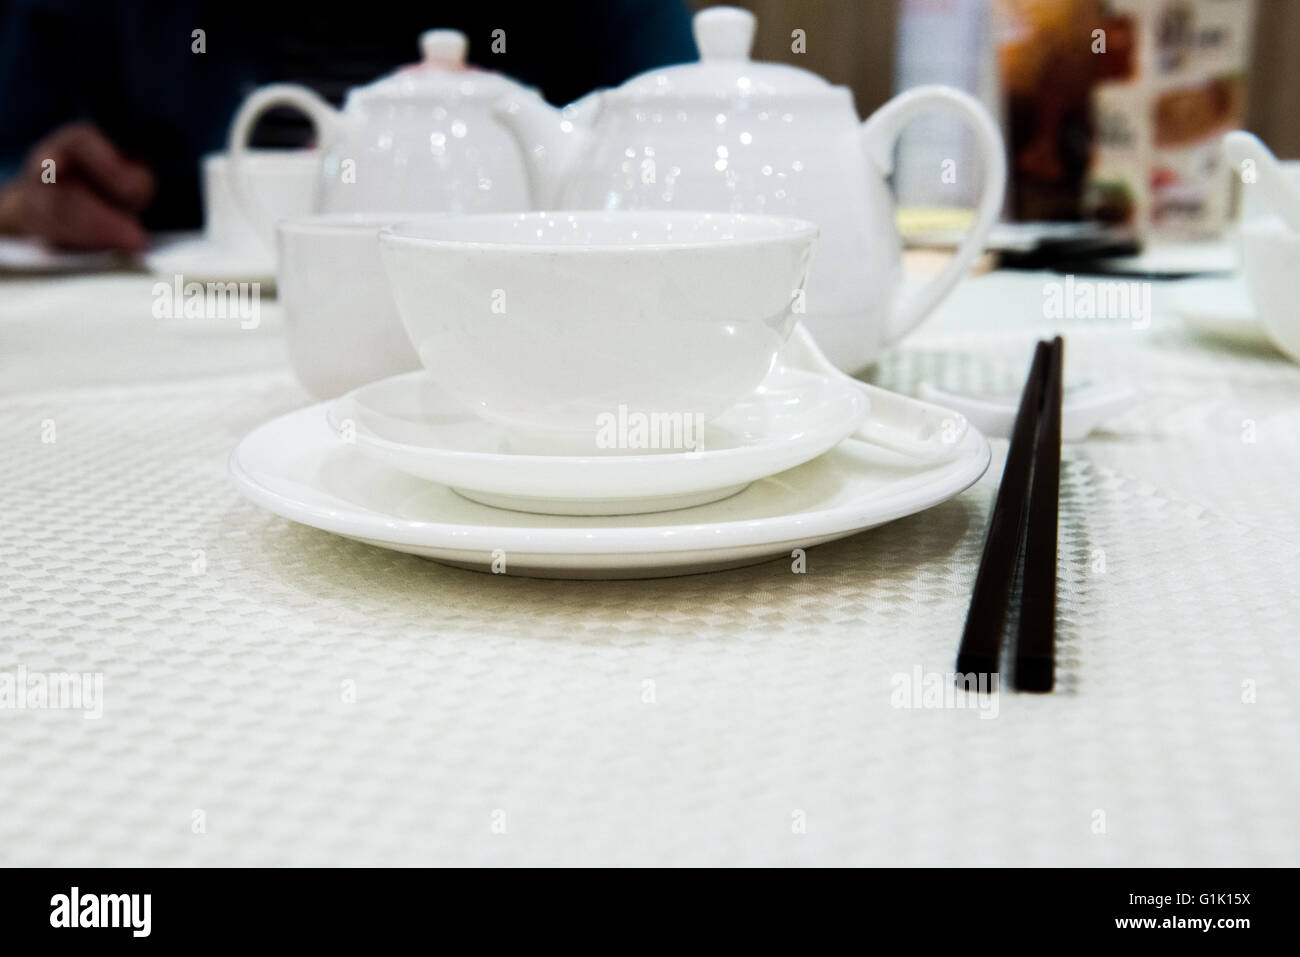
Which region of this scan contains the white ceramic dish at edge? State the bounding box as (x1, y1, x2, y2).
(229, 404, 990, 579)
(1240, 219, 1300, 363)
(1168, 275, 1270, 347)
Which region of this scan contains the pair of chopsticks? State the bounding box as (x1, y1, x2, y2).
(956, 337, 1064, 693)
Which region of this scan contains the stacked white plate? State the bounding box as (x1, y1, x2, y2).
(230, 328, 990, 579)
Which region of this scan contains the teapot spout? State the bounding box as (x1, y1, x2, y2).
(495, 90, 596, 208)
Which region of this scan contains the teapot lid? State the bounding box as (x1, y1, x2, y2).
(346, 29, 525, 106)
(613, 7, 833, 100)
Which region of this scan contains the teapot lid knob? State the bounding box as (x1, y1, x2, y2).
(419, 29, 468, 67)
(693, 6, 756, 61)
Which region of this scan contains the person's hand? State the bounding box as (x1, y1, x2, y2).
(0, 122, 155, 252)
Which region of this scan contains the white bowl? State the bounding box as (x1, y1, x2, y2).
(378, 211, 817, 448)
(1240, 219, 1300, 363)
(204, 150, 319, 256)
(278, 212, 428, 398)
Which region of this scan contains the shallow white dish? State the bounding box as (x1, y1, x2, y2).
(230, 404, 990, 579)
(327, 364, 868, 515)
(1168, 276, 1269, 346)
(1095, 239, 1236, 276)
(145, 236, 275, 288)
(918, 380, 1137, 442)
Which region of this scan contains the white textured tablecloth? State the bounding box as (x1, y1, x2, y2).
(2, 265, 1297, 866)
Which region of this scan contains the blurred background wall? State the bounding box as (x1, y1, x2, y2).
(1248, 0, 1300, 158)
(690, 0, 1300, 158)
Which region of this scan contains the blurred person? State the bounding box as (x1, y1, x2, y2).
(0, 0, 696, 251)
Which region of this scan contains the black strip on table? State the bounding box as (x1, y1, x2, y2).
(955, 340, 1050, 682)
(1014, 336, 1064, 692)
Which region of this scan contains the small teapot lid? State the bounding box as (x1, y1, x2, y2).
(346, 29, 525, 106)
(614, 6, 833, 99)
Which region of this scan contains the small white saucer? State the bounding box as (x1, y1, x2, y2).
(327, 365, 869, 515)
(0, 237, 125, 274)
(145, 235, 276, 287)
(918, 380, 1137, 442)
(1096, 239, 1237, 276)
(1168, 276, 1270, 346)
(230, 404, 990, 579)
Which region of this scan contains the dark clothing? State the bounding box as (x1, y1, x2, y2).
(0, 0, 697, 228)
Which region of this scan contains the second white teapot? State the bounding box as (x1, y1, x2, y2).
(227, 30, 534, 232)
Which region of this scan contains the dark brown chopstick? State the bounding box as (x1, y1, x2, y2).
(1015, 337, 1063, 692)
(955, 341, 1050, 678)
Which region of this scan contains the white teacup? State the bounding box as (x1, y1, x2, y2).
(277, 213, 423, 398)
(378, 211, 818, 450)
(204, 151, 319, 260)
(1240, 218, 1300, 363)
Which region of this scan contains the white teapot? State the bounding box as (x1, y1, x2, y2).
(495, 6, 1006, 372)
(226, 29, 534, 234)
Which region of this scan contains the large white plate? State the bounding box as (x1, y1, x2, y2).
(230, 403, 990, 579)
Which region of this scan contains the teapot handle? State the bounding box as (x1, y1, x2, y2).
(859, 85, 1006, 345)
(226, 84, 338, 247)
